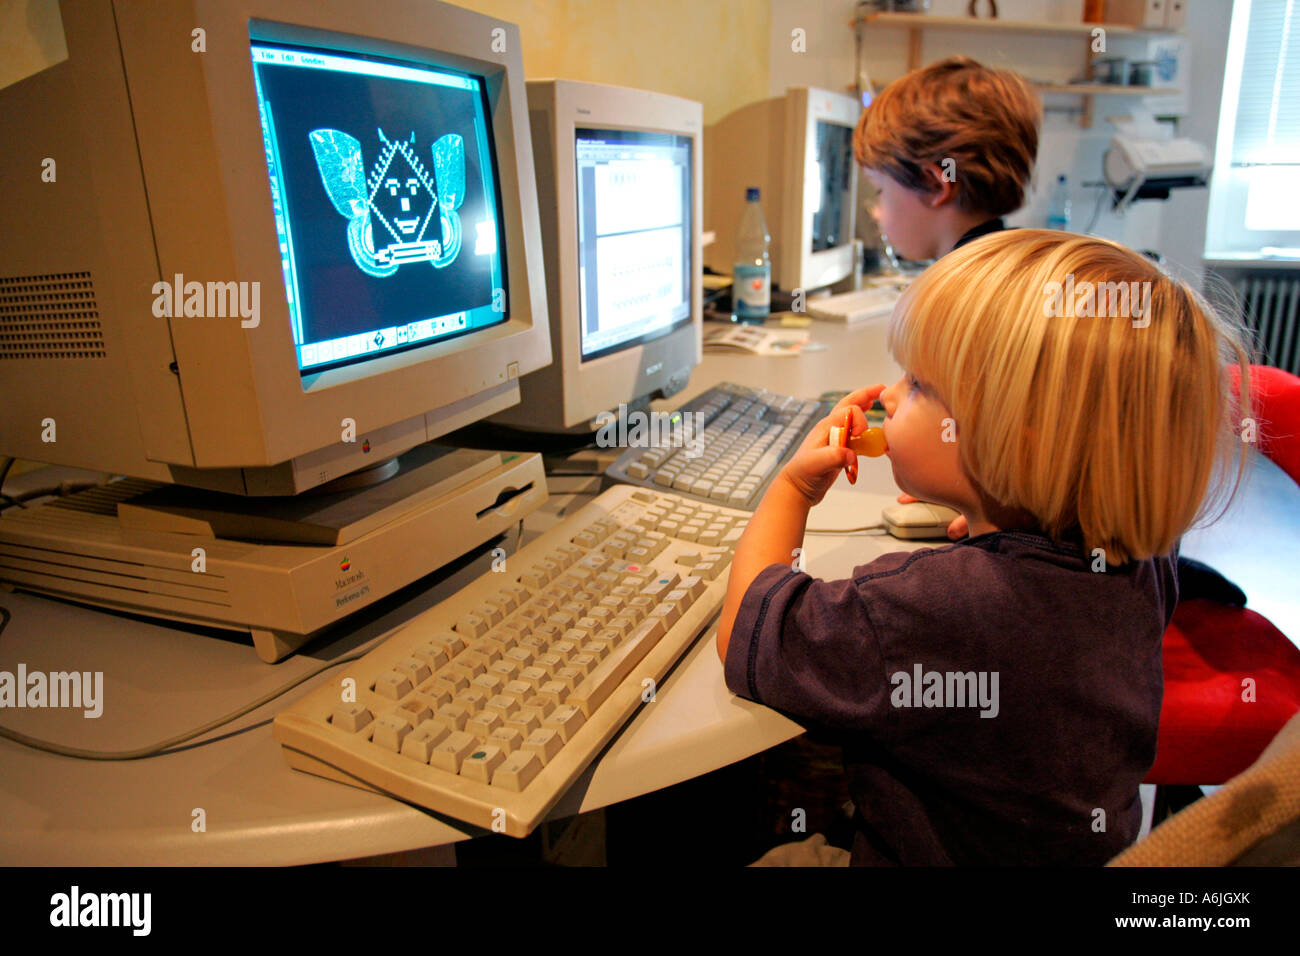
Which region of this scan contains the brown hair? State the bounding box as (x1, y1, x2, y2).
(854, 56, 1042, 219)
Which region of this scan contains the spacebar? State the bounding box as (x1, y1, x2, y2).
(568, 618, 668, 717)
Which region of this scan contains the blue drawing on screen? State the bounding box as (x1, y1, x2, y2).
(309, 128, 466, 277)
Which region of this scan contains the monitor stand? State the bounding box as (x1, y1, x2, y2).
(0, 446, 547, 662)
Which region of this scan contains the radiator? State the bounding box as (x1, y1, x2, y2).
(1221, 271, 1300, 376)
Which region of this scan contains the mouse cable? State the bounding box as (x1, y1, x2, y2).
(0, 647, 369, 761)
(804, 523, 886, 535)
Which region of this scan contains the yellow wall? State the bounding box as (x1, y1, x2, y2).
(443, 0, 770, 124)
(2, 1, 770, 124)
(0, 0, 67, 90)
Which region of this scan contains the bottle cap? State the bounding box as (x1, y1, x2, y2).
(746, 187, 760, 201)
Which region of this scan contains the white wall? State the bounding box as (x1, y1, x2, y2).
(767, 0, 1233, 281)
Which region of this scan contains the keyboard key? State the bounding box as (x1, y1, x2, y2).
(330, 704, 373, 733)
(472, 672, 505, 695)
(373, 671, 413, 701)
(456, 651, 490, 677)
(434, 703, 469, 732)
(371, 714, 412, 752)
(489, 659, 521, 682)
(535, 681, 568, 707)
(430, 731, 478, 773)
(455, 613, 490, 638)
(568, 617, 667, 717)
(466, 710, 504, 738)
(521, 728, 563, 763)
(693, 559, 725, 581)
(455, 686, 489, 708)
(543, 704, 587, 742)
(502, 679, 533, 705)
(488, 726, 524, 755)
(400, 721, 449, 762)
(397, 698, 434, 725)
(505, 707, 543, 736)
(411, 642, 450, 669)
(494, 750, 543, 791)
(483, 694, 519, 718)
(460, 745, 506, 783)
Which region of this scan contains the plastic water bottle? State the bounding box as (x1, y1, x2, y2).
(1047, 174, 1072, 231)
(732, 187, 771, 324)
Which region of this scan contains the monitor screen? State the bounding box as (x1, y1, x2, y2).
(575, 127, 692, 361)
(251, 42, 508, 376)
(810, 120, 854, 254)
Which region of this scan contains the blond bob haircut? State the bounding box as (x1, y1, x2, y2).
(888, 230, 1253, 565)
(855, 56, 1041, 219)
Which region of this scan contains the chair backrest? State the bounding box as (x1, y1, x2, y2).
(1231, 364, 1300, 486)
(1110, 710, 1300, 865)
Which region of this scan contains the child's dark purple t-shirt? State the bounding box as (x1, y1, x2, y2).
(724, 530, 1177, 866)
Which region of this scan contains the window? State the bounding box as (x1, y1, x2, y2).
(1206, 0, 1300, 256)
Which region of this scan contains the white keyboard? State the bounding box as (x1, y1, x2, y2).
(605, 382, 833, 510)
(274, 485, 745, 837)
(806, 286, 902, 325)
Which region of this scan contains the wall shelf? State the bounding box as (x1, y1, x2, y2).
(854, 12, 1183, 128)
(853, 12, 1175, 38)
(1036, 83, 1177, 96)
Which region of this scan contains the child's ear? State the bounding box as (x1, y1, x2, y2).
(920, 162, 958, 209)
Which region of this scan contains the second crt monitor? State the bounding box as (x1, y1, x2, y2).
(494, 79, 703, 432)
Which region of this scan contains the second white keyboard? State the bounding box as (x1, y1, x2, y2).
(274, 484, 745, 837)
(806, 286, 902, 325)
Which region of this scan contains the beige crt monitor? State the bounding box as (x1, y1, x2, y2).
(705, 87, 860, 293)
(0, 0, 549, 495)
(492, 80, 703, 432)
(0, 0, 553, 660)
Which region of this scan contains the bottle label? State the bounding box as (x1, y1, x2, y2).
(733, 264, 770, 318)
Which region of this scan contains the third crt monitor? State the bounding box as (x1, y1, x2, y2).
(706, 87, 860, 293)
(494, 79, 703, 432)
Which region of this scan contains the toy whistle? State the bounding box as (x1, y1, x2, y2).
(828, 408, 887, 484)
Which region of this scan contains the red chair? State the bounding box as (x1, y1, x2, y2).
(1229, 363, 1300, 486)
(1150, 600, 1300, 783)
(1147, 364, 1300, 817)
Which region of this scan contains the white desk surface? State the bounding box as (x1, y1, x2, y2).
(1, 319, 1296, 865)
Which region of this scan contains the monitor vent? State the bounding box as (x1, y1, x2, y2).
(0, 271, 105, 359)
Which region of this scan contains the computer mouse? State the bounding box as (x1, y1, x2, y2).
(882, 501, 962, 539)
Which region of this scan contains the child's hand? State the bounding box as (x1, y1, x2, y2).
(780, 385, 885, 506)
(896, 492, 969, 540)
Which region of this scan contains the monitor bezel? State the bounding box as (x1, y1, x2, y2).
(503, 78, 702, 431)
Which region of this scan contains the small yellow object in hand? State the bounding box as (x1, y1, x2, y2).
(828, 411, 887, 486)
(851, 427, 888, 458)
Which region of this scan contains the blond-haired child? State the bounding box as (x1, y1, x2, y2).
(717, 230, 1251, 865)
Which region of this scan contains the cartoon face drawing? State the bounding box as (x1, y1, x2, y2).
(309, 127, 466, 277)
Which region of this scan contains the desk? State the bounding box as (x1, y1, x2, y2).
(1, 320, 1296, 865)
